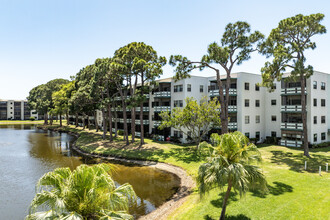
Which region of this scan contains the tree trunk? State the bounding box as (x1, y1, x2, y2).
(220, 180, 232, 220)
(300, 76, 309, 157)
(114, 107, 118, 137)
(108, 104, 113, 142)
(60, 113, 62, 127)
(94, 111, 98, 132)
(75, 113, 78, 127)
(120, 89, 129, 145)
(130, 79, 136, 143)
(66, 111, 69, 126)
(44, 113, 48, 125)
(102, 109, 107, 140)
(87, 115, 90, 130)
(216, 70, 228, 134)
(82, 115, 85, 130)
(140, 102, 145, 145)
(50, 115, 53, 125)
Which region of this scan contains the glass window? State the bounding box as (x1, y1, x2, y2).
(321, 82, 326, 90)
(321, 132, 326, 140)
(255, 84, 260, 91)
(245, 116, 250, 124)
(174, 85, 183, 92)
(256, 115, 260, 123)
(245, 99, 249, 107)
(314, 98, 317, 107)
(187, 84, 191, 92)
(271, 131, 277, 137)
(321, 116, 325, 123)
(245, 132, 250, 138)
(272, 84, 276, 90)
(314, 133, 317, 142)
(314, 116, 317, 124)
(272, 115, 276, 121)
(256, 132, 260, 140)
(271, 99, 276, 105)
(200, 85, 204, 93)
(321, 99, 326, 107)
(245, 82, 249, 90)
(313, 81, 317, 89)
(174, 100, 183, 107)
(255, 100, 260, 107)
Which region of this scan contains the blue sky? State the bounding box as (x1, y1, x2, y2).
(1, 0, 329, 99)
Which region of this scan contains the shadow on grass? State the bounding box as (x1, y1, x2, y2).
(251, 181, 293, 198)
(270, 150, 329, 173)
(204, 214, 251, 220)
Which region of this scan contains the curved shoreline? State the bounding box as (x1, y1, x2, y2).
(45, 127, 196, 220)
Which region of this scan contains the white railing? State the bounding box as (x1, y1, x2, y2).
(228, 122, 238, 130)
(228, 106, 237, 112)
(280, 139, 302, 147)
(154, 106, 171, 112)
(135, 120, 149, 125)
(209, 88, 237, 96)
(119, 118, 131, 123)
(135, 107, 149, 112)
(281, 87, 306, 95)
(281, 122, 303, 130)
(153, 120, 161, 127)
(135, 132, 141, 137)
(281, 105, 303, 112)
(154, 91, 171, 98)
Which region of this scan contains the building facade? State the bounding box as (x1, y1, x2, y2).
(0, 99, 39, 120)
(72, 71, 330, 147)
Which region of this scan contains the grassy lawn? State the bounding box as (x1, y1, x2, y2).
(0, 120, 44, 125)
(42, 123, 330, 220)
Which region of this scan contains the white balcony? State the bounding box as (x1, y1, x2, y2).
(228, 122, 238, 130)
(154, 91, 171, 98)
(119, 118, 132, 123)
(281, 87, 306, 95)
(281, 122, 303, 130)
(135, 107, 149, 112)
(153, 106, 171, 112)
(209, 88, 237, 97)
(280, 139, 302, 147)
(135, 120, 149, 125)
(281, 105, 303, 112)
(153, 120, 161, 127)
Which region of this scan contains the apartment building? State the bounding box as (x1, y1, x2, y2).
(75, 71, 330, 147)
(0, 99, 39, 120)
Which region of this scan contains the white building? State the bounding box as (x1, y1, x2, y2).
(87, 71, 330, 147)
(0, 99, 39, 120)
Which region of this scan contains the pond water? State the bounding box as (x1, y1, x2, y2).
(0, 124, 180, 219)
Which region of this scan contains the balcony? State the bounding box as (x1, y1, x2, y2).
(119, 118, 132, 123)
(135, 132, 141, 137)
(153, 106, 171, 112)
(153, 120, 162, 127)
(154, 91, 171, 98)
(281, 122, 303, 131)
(228, 122, 238, 130)
(280, 139, 302, 147)
(135, 107, 149, 112)
(209, 88, 237, 97)
(281, 105, 303, 113)
(281, 87, 306, 96)
(135, 120, 149, 125)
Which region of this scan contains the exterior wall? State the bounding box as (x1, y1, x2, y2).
(0, 99, 36, 120)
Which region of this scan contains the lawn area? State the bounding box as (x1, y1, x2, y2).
(42, 123, 330, 220)
(0, 120, 44, 125)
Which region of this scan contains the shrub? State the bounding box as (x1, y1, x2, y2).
(29, 116, 35, 121)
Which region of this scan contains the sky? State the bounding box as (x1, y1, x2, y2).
(0, 0, 330, 100)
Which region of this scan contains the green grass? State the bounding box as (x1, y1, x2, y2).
(44, 123, 330, 220)
(0, 120, 44, 125)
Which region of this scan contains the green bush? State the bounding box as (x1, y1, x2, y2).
(117, 130, 124, 135)
(312, 141, 330, 148)
(29, 116, 35, 121)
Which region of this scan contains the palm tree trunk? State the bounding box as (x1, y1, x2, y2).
(300, 76, 309, 157)
(220, 181, 232, 220)
(216, 70, 228, 134)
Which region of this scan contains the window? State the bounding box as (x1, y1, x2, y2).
(314, 133, 317, 142)
(174, 85, 183, 92)
(187, 84, 191, 92)
(314, 116, 317, 124)
(174, 100, 183, 107)
(321, 99, 326, 107)
(245, 99, 249, 107)
(271, 131, 277, 137)
(255, 84, 260, 91)
(321, 132, 326, 141)
(321, 82, 326, 90)
(200, 85, 204, 93)
(272, 84, 276, 90)
(245, 132, 250, 138)
(314, 98, 317, 107)
(245, 116, 250, 124)
(271, 99, 276, 105)
(271, 115, 277, 121)
(321, 116, 325, 123)
(256, 132, 260, 140)
(255, 100, 260, 107)
(256, 115, 260, 123)
(174, 130, 183, 138)
(245, 82, 249, 90)
(313, 81, 317, 89)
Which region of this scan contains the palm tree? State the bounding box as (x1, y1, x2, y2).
(26, 163, 136, 220)
(198, 131, 267, 220)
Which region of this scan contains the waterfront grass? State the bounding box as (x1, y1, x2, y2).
(0, 120, 44, 125)
(43, 123, 330, 220)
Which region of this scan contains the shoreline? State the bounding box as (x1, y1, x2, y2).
(40, 126, 196, 220)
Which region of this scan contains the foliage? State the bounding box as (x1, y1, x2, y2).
(198, 132, 267, 219)
(159, 96, 221, 145)
(29, 116, 35, 121)
(26, 163, 136, 220)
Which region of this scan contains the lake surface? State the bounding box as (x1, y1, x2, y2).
(0, 124, 180, 219)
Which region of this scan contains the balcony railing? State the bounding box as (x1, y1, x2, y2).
(281, 87, 306, 95)
(281, 105, 303, 112)
(153, 120, 162, 127)
(281, 122, 303, 130)
(154, 91, 171, 98)
(209, 88, 237, 96)
(153, 106, 171, 112)
(135, 132, 141, 137)
(119, 118, 132, 123)
(280, 139, 302, 147)
(135, 107, 149, 112)
(228, 122, 238, 130)
(135, 120, 149, 125)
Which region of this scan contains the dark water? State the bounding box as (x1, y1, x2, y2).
(0, 124, 180, 219)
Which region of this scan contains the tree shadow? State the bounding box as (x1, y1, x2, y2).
(270, 150, 329, 173)
(210, 191, 239, 208)
(204, 214, 251, 220)
(251, 181, 293, 198)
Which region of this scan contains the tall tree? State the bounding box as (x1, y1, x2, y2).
(198, 132, 267, 220)
(170, 21, 263, 134)
(260, 13, 326, 157)
(159, 96, 221, 147)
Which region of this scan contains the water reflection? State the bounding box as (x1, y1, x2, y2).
(0, 124, 180, 219)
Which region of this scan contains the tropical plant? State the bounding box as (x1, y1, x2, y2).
(26, 163, 136, 220)
(198, 132, 267, 220)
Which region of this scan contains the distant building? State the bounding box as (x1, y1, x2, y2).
(0, 99, 39, 120)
